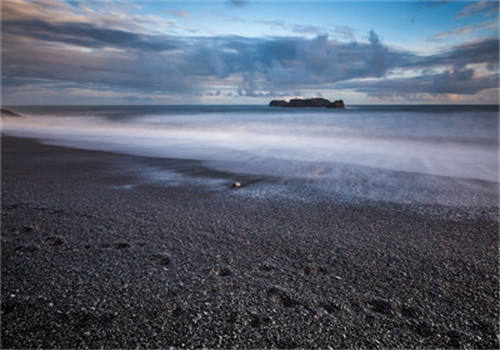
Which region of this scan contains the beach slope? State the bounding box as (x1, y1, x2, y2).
(1, 136, 498, 348)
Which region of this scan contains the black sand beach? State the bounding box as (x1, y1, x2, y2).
(1, 136, 498, 349)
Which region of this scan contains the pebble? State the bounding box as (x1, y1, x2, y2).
(46, 237, 64, 246)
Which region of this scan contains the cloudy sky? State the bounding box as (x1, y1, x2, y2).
(1, 0, 498, 105)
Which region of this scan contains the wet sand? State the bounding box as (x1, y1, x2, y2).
(1, 136, 498, 348)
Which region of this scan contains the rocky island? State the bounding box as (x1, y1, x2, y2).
(269, 98, 345, 108)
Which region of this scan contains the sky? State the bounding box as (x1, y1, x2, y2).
(1, 0, 499, 105)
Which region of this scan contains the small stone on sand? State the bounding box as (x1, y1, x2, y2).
(46, 237, 64, 246)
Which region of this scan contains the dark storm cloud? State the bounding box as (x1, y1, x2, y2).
(407, 38, 499, 68)
(2, 19, 180, 51)
(1, 12, 498, 99)
(2, 39, 193, 95)
(165, 33, 416, 95)
(176, 33, 498, 96)
(339, 67, 498, 96)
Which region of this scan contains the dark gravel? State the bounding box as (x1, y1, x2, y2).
(1, 136, 498, 349)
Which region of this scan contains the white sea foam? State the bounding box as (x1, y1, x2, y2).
(2, 106, 498, 207)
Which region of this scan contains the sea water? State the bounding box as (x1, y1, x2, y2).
(2, 105, 498, 209)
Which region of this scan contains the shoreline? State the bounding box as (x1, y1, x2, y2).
(1, 136, 498, 348)
(4, 135, 498, 221)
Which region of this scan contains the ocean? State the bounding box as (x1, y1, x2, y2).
(2, 104, 498, 210)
